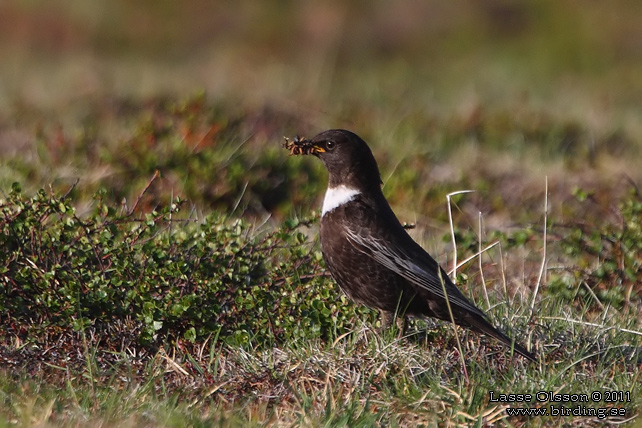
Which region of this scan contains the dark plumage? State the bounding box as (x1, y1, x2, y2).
(285, 129, 536, 362)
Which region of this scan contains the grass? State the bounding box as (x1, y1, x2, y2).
(2, 1, 642, 427)
(2, 310, 640, 426)
(2, 169, 641, 427)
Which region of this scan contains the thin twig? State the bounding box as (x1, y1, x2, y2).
(439, 269, 469, 384)
(62, 178, 80, 199)
(498, 242, 508, 300)
(231, 181, 249, 216)
(449, 241, 500, 273)
(538, 316, 642, 336)
(479, 212, 491, 308)
(127, 170, 160, 216)
(447, 190, 474, 282)
(581, 280, 605, 310)
(530, 176, 548, 317)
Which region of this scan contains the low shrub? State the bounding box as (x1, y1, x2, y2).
(0, 184, 372, 348)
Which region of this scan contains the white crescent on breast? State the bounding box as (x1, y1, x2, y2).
(322, 185, 361, 216)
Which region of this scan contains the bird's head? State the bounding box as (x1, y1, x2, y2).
(284, 129, 382, 191)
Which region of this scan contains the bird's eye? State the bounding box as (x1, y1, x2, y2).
(325, 140, 336, 151)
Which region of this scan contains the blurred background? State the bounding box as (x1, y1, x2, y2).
(1, 0, 642, 221)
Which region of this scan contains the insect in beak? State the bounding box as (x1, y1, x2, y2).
(282, 135, 323, 155)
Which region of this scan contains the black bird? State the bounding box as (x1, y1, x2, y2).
(284, 129, 536, 362)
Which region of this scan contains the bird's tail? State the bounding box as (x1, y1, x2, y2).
(465, 313, 537, 362)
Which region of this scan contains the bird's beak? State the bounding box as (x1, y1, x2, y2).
(310, 144, 325, 155)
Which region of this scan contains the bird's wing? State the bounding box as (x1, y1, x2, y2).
(344, 226, 487, 318)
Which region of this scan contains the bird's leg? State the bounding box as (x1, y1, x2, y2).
(379, 310, 407, 337)
(380, 310, 395, 330)
(396, 317, 407, 337)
